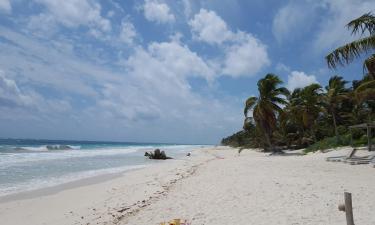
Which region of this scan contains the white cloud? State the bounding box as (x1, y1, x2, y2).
(314, 0, 375, 51)
(0, 0, 11, 13)
(272, 0, 375, 50)
(223, 32, 270, 77)
(182, 0, 192, 18)
(148, 41, 215, 80)
(0, 71, 34, 107)
(287, 71, 319, 91)
(89, 40, 240, 141)
(119, 21, 137, 44)
(0, 26, 241, 143)
(272, 1, 319, 43)
(275, 63, 291, 73)
(189, 9, 269, 77)
(0, 70, 73, 124)
(0, 26, 119, 97)
(32, 0, 111, 35)
(143, 0, 175, 24)
(189, 9, 232, 45)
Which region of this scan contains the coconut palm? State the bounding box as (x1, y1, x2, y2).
(355, 79, 375, 103)
(283, 88, 309, 147)
(325, 12, 375, 79)
(244, 74, 289, 151)
(353, 75, 375, 122)
(324, 76, 349, 143)
(291, 84, 324, 143)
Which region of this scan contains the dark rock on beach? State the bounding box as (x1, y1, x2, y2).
(144, 149, 173, 160)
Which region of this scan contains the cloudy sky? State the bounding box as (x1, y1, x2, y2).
(0, 0, 373, 144)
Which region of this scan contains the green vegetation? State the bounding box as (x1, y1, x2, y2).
(304, 135, 375, 153)
(243, 74, 289, 152)
(222, 13, 375, 152)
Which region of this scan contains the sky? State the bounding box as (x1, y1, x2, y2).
(0, 0, 374, 144)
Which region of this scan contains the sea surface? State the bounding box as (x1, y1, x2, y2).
(0, 139, 209, 197)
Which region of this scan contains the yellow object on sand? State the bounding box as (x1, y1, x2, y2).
(160, 218, 190, 225)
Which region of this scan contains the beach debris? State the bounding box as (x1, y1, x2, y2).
(117, 207, 130, 213)
(160, 219, 191, 225)
(144, 149, 173, 160)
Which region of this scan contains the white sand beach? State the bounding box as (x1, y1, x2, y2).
(0, 146, 374, 225)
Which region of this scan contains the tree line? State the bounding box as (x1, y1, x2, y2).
(222, 13, 375, 152)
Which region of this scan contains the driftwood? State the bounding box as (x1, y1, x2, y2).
(144, 149, 173, 160)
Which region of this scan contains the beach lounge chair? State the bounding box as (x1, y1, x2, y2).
(343, 153, 375, 165)
(326, 148, 357, 162)
(371, 158, 375, 168)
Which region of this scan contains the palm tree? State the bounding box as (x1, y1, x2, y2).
(353, 75, 375, 122)
(284, 88, 310, 147)
(291, 84, 324, 143)
(325, 12, 375, 79)
(244, 74, 289, 151)
(355, 78, 375, 103)
(324, 76, 349, 143)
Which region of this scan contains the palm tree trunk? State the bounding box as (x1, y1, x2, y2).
(365, 55, 375, 80)
(264, 132, 273, 152)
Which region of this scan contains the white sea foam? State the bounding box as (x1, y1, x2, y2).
(16, 145, 81, 151)
(0, 164, 147, 197)
(0, 144, 211, 198)
(0, 144, 208, 169)
(0, 147, 138, 168)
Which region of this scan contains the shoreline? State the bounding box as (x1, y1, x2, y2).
(1, 146, 375, 225)
(0, 168, 126, 203)
(0, 145, 210, 202)
(0, 147, 218, 225)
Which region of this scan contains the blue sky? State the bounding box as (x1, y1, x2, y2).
(0, 0, 373, 144)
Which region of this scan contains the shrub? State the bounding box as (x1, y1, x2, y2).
(304, 134, 375, 153)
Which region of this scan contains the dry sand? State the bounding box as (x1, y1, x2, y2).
(0, 146, 374, 225)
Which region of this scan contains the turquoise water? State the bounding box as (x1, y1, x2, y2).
(0, 139, 209, 197)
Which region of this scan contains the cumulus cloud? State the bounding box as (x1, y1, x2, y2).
(272, 0, 375, 50)
(182, 0, 192, 18)
(287, 71, 319, 91)
(314, 0, 375, 51)
(143, 0, 175, 24)
(0, 0, 11, 13)
(31, 0, 111, 35)
(223, 32, 270, 77)
(119, 21, 137, 44)
(86, 40, 240, 141)
(0, 71, 34, 107)
(272, 1, 319, 43)
(275, 63, 291, 73)
(0, 25, 241, 143)
(147, 41, 215, 80)
(0, 70, 73, 118)
(189, 9, 269, 77)
(189, 9, 232, 45)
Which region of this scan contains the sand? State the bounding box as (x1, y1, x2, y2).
(0, 146, 374, 225)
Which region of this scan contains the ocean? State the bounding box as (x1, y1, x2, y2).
(0, 139, 209, 197)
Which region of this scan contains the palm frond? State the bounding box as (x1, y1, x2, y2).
(363, 54, 375, 76)
(355, 79, 375, 92)
(274, 87, 290, 96)
(270, 96, 288, 106)
(347, 12, 375, 35)
(355, 80, 375, 103)
(244, 96, 258, 116)
(326, 35, 375, 69)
